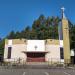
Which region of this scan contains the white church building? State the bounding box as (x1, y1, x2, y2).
(4, 8, 73, 64)
(4, 39, 64, 63)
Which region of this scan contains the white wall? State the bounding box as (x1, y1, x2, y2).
(45, 45, 61, 62)
(4, 40, 64, 63)
(8, 40, 12, 46)
(71, 49, 74, 56)
(59, 40, 63, 47)
(4, 45, 9, 59)
(4, 40, 13, 60)
(27, 40, 45, 52)
(11, 44, 26, 59)
(4, 44, 27, 63)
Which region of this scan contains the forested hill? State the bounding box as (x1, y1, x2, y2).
(0, 15, 75, 55)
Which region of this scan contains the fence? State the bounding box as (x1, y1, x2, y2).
(0, 58, 72, 69)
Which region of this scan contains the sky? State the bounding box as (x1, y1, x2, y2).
(0, 0, 75, 38)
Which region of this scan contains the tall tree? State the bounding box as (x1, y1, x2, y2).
(7, 31, 16, 39)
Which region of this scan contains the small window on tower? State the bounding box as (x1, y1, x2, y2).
(7, 47, 12, 59)
(60, 47, 64, 59)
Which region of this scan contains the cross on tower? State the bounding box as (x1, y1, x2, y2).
(61, 7, 65, 13)
(61, 7, 66, 19)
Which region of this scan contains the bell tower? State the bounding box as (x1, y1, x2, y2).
(61, 7, 70, 64)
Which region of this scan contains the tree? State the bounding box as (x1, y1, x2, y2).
(4, 15, 75, 49)
(7, 31, 16, 39)
(15, 31, 21, 39)
(69, 23, 75, 49)
(32, 14, 46, 30)
(0, 39, 5, 55)
(24, 26, 31, 39)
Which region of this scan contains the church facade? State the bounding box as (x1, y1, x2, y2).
(4, 39, 64, 63)
(4, 8, 72, 64)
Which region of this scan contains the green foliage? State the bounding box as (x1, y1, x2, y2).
(7, 31, 16, 39)
(6, 15, 60, 40)
(5, 15, 75, 49)
(32, 15, 60, 39)
(0, 14, 75, 59)
(69, 22, 75, 49)
(0, 39, 5, 55)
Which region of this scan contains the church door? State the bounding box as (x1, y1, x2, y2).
(27, 52, 45, 62)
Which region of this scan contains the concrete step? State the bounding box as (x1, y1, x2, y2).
(26, 62, 49, 65)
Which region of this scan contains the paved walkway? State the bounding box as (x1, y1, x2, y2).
(0, 68, 75, 75)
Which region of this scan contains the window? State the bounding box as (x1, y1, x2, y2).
(60, 47, 64, 59)
(7, 47, 12, 59)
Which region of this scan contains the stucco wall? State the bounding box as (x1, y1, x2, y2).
(4, 45, 8, 60)
(45, 45, 61, 62)
(4, 44, 27, 63)
(4, 39, 64, 63)
(27, 40, 45, 52)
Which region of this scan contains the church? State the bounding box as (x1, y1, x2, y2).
(4, 8, 74, 64)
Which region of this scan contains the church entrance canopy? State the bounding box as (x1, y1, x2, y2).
(23, 51, 48, 62)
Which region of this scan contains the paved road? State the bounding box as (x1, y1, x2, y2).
(0, 68, 75, 75)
